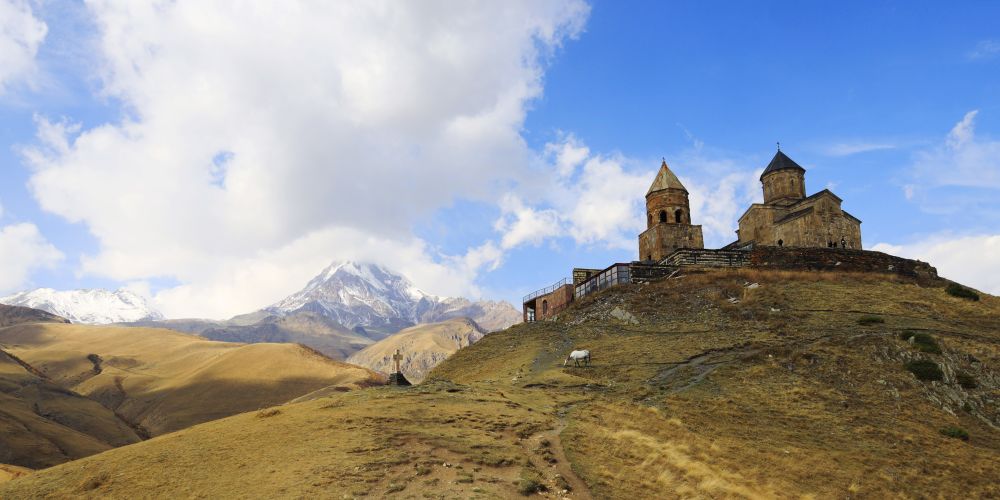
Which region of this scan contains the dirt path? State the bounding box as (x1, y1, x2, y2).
(546, 423, 592, 499)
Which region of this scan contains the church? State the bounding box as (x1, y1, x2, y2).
(638, 148, 862, 261)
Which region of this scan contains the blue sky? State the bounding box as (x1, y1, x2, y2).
(1, 0, 999, 318)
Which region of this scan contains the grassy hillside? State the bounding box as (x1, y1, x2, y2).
(347, 318, 485, 383)
(0, 348, 142, 469)
(200, 311, 375, 360)
(0, 323, 384, 438)
(3, 270, 998, 498)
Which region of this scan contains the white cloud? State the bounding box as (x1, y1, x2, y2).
(0, 222, 63, 293)
(823, 142, 895, 157)
(872, 234, 1000, 295)
(967, 40, 1000, 60)
(23, 1, 589, 318)
(494, 136, 765, 255)
(0, 0, 47, 94)
(908, 110, 1000, 192)
(494, 139, 649, 252)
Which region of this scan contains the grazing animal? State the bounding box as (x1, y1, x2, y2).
(564, 349, 591, 367)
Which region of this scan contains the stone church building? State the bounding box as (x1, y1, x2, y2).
(638, 160, 704, 262)
(638, 149, 862, 261)
(734, 150, 862, 250)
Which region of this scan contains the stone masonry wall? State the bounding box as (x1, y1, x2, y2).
(661, 249, 750, 268)
(638, 223, 705, 262)
(748, 247, 938, 279)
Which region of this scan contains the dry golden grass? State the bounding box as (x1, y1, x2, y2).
(3, 270, 998, 498)
(0, 347, 141, 468)
(0, 464, 32, 484)
(0, 323, 383, 437)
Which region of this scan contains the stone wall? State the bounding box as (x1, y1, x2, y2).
(748, 247, 938, 279)
(739, 193, 861, 250)
(638, 223, 704, 262)
(629, 264, 682, 282)
(762, 169, 806, 204)
(661, 249, 750, 268)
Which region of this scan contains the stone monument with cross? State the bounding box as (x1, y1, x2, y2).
(387, 348, 412, 386)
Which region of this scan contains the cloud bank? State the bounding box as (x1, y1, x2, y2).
(24, 1, 589, 318)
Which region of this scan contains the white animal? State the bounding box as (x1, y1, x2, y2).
(564, 349, 591, 367)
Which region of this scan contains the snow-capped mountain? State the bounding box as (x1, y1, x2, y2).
(0, 288, 164, 325)
(267, 261, 520, 332)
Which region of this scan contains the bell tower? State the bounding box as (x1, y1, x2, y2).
(760, 150, 806, 205)
(638, 159, 704, 262)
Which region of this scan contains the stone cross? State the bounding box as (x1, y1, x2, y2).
(392, 349, 403, 374)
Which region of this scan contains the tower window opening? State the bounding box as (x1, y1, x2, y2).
(675, 209, 683, 223)
(659, 210, 667, 223)
(778, 239, 784, 247)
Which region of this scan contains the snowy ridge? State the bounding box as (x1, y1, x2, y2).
(267, 261, 520, 332)
(0, 288, 163, 325)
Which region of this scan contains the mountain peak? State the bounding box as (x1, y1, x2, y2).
(266, 261, 518, 332)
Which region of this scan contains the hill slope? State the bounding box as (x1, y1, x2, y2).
(346, 318, 485, 383)
(0, 323, 384, 438)
(198, 310, 375, 360)
(3, 270, 998, 498)
(0, 348, 142, 469)
(0, 303, 69, 328)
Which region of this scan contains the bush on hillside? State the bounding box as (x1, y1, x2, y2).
(956, 372, 978, 389)
(899, 332, 942, 354)
(905, 360, 943, 381)
(946, 284, 980, 301)
(940, 426, 969, 441)
(857, 315, 885, 326)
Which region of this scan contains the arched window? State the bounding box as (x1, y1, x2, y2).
(648, 214, 653, 227)
(542, 300, 548, 316)
(659, 210, 667, 223)
(674, 209, 683, 223)
(777, 239, 784, 247)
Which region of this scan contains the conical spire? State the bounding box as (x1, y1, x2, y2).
(646, 158, 687, 195)
(760, 150, 805, 180)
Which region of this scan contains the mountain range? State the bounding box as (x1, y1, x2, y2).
(0, 288, 163, 325)
(265, 261, 520, 333)
(8, 262, 521, 361)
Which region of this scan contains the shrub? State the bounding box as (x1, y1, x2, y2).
(956, 372, 978, 389)
(517, 478, 544, 496)
(946, 283, 980, 301)
(910, 333, 942, 354)
(857, 315, 885, 326)
(517, 468, 546, 496)
(905, 360, 943, 381)
(940, 426, 969, 441)
(963, 402, 973, 413)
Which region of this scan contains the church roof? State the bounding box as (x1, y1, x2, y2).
(760, 150, 806, 180)
(647, 159, 687, 195)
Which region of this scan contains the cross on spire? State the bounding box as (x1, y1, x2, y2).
(776, 141, 781, 152)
